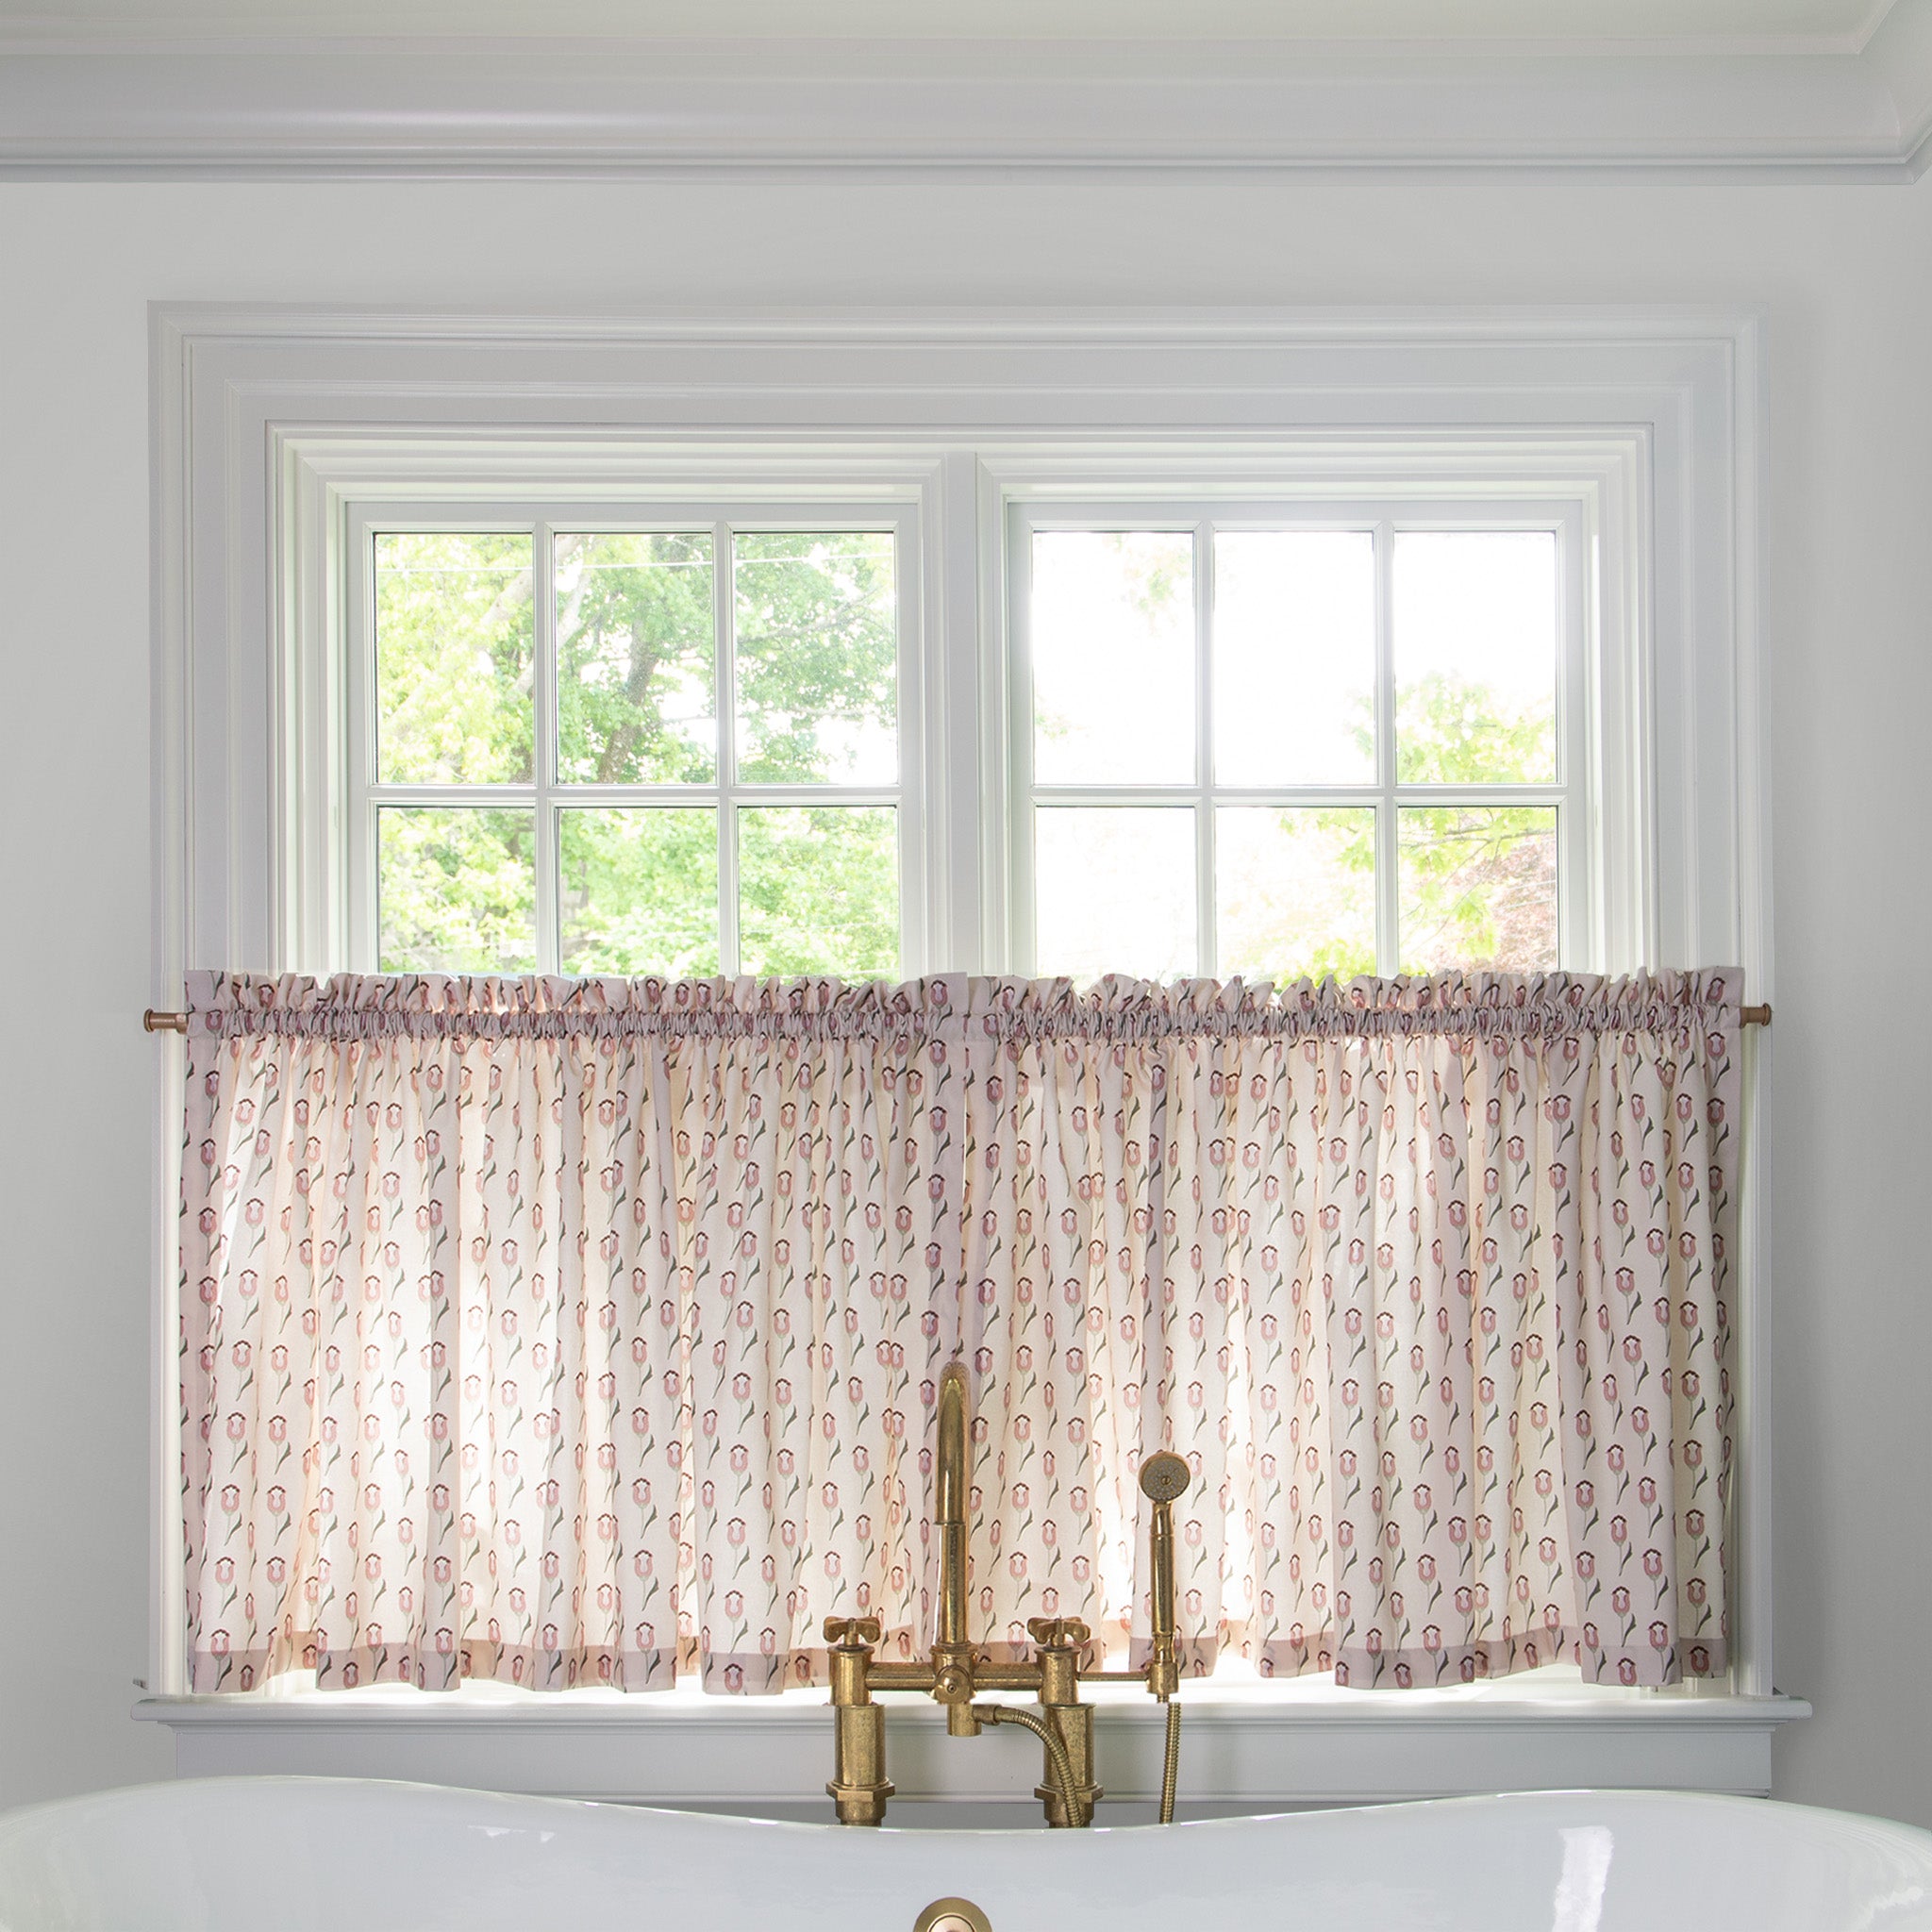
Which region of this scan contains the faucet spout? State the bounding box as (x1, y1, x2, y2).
(936, 1362, 971, 1653)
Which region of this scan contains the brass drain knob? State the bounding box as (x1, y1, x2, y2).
(914, 1899, 992, 1932)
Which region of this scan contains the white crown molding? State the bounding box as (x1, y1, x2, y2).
(1868, 0, 1932, 160)
(3, 13, 1930, 180)
(0, 0, 1907, 55)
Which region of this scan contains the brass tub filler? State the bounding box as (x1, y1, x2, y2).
(822, 1361, 1191, 1829)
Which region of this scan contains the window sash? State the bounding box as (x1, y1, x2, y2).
(1003, 498, 1594, 980)
(341, 501, 927, 977)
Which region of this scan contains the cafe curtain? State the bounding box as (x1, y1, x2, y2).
(180, 969, 1737, 1694)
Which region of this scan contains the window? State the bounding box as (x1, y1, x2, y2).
(351, 513, 916, 978)
(156, 308, 1779, 1796)
(1008, 509, 1583, 982)
(338, 497, 1588, 986)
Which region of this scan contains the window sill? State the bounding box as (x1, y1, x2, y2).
(135, 1681, 1808, 1809)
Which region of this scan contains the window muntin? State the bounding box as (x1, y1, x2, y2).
(1008, 506, 1587, 983)
(350, 512, 913, 979)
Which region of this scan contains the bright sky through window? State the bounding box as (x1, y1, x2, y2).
(1021, 521, 1563, 983)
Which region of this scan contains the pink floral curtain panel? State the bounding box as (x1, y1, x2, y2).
(180, 969, 1739, 1696)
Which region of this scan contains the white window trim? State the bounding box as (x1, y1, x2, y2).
(146, 304, 1794, 1804)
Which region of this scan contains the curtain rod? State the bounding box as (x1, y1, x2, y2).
(142, 1002, 1776, 1034)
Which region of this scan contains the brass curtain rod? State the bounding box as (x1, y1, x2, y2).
(143, 1002, 1776, 1034)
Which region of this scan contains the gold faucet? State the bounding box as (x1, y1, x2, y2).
(824, 1360, 1191, 1829)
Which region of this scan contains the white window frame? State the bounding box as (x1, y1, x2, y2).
(1004, 497, 1596, 980)
(147, 306, 1795, 1807)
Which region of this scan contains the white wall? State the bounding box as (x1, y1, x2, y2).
(1, 175, 1928, 1824)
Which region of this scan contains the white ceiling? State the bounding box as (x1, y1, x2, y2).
(0, 0, 1901, 45)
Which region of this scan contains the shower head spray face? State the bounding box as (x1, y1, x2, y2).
(1139, 1452, 1191, 1503)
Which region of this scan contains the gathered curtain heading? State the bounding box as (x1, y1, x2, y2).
(180, 968, 1739, 1696)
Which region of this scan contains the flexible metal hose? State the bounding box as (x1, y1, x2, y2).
(1158, 1699, 1181, 1825)
(973, 1703, 1084, 1827)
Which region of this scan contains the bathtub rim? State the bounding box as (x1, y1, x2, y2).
(0, 1769, 1919, 1854)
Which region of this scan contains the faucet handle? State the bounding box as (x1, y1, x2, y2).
(824, 1615, 882, 1648)
(1026, 1617, 1091, 1651)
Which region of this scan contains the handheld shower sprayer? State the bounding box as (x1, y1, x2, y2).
(1139, 1450, 1191, 1824)
(1139, 1451, 1189, 1701)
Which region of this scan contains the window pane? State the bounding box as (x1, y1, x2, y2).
(1398, 806, 1557, 973)
(1393, 532, 1557, 784)
(1035, 808, 1195, 980)
(733, 532, 897, 785)
(559, 808, 719, 976)
(557, 534, 715, 784)
(375, 533, 534, 784)
(1032, 532, 1194, 786)
(1214, 533, 1375, 786)
(738, 807, 898, 977)
(378, 808, 536, 973)
(1217, 807, 1377, 983)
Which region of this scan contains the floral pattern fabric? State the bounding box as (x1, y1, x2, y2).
(180, 970, 1737, 1694)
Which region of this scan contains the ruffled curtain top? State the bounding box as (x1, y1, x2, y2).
(190, 968, 1738, 1043)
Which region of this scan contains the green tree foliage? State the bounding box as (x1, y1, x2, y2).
(738, 808, 899, 976)
(558, 808, 720, 976)
(1391, 798, 1557, 973)
(556, 532, 716, 787)
(379, 808, 540, 973)
(374, 526, 1551, 985)
(1298, 670, 1557, 976)
(733, 532, 897, 785)
(375, 529, 899, 977)
(375, 533, 541, 972)
(375, 532, 535, 785)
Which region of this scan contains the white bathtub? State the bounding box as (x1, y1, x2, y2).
(2, 1777, 1929, 1931)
